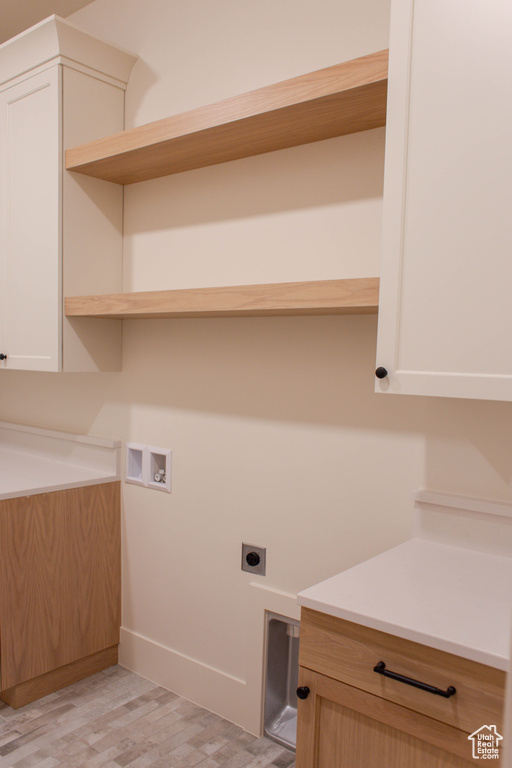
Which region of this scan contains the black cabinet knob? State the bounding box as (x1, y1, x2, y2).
(296, 686, 310, 700)
(0, 354, 7, 361)
(375, 366, 388, 379)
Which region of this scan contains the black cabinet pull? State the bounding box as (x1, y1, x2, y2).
(373, 662, 456, 698)
(296, 686, 310, 700)
(375, 366, 388, 379)
(0, 354, 6, 361)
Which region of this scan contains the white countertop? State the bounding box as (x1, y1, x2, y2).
(298, 491, 512, 671)
(0, 445, 118, 499)
(0, 422, 120, 500)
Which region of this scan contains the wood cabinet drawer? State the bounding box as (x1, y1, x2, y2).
(296, 667, 478, 767)
(299, 608, 505, 734)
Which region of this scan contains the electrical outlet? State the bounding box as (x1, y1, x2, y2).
(241, 543, 266, 576)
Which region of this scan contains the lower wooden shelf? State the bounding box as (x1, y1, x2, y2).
(64, 278, 379, 319)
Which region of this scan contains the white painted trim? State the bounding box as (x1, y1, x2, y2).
(120, 626, 245, 685)
(413, 488, 512, 559)
(0, 56, 129, 94)
(377, 370, 512, 401)
(249, 582, 298, 603)
(414, 488, 512, 520)
(0, 59, 57, 92)
(0, 15, 137, 88)
(58, 56, 129, 90)
(119, 627, 249, 730)
(375, 0, 415, 389)
(0, 420, 121, 449)
(0, 422, 121, 499)
(119, 585, 300, 736)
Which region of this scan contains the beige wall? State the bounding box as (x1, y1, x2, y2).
(0, 0, 511, 734)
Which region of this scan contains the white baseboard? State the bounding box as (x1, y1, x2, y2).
(119, 626, 249, 730)
(119, 583, 300, 737)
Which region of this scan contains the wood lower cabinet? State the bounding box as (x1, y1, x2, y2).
(297, 669, 474, 767)
(0, 482, 121, 708)
(296, 608, 505, 767)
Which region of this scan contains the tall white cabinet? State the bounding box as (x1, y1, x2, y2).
(0, 16, 136, 371)
(376, 0, 512, 401)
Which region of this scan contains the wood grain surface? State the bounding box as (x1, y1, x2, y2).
(0, 646, 118, 709)
(64, 278, 380, 319)
(296, 667, 476, 767)
(65, 50, 388, 184)
(0, 483, 121, 691)
(299, 608, 505, 735)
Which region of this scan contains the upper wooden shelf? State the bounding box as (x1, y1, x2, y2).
(65, 278, 379, 319)
(65, 50, 388, 185)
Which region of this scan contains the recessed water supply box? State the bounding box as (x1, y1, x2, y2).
(264, 612, 300, 750)
(125, 443, 171, 492)
(126, 443, 144, 486)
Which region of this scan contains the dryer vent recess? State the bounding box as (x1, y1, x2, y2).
(241, 544, 266, 576)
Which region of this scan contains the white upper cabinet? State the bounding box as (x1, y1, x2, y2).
(0, 16, 136, 371)
(376, 0, 512, 400)
(0, 67, 60, 371)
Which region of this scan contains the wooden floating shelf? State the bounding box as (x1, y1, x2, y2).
(65, 278, 380, 320)
(65, 50, 388, 185)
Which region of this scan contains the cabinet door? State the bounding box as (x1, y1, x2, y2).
(0, 67, 61, 371)
(375, 0, 512, 400)
(0, 483, 120, 690)
(296, 668, 476, 768)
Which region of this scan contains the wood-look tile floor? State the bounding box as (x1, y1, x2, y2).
(0, 666, 295, 768)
